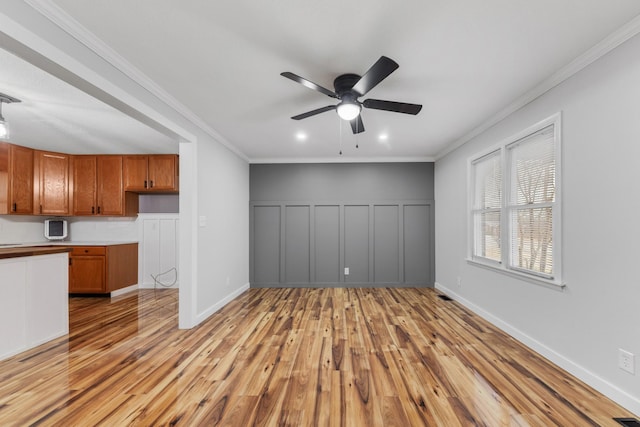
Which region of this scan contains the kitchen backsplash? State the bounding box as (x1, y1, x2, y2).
(0, 216, 138, 243)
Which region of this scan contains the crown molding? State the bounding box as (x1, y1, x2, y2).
(24, 0, 250, 162)
(435, 13, 640, 161)
(249, 156, 435, 164)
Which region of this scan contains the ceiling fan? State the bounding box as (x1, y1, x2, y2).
(281, 56, 422, 134)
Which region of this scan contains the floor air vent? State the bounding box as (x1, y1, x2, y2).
(614, 418, 640, 427)
(438, 294, 453, 301)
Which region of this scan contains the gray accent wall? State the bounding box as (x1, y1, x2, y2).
(250, 163, 434, 287)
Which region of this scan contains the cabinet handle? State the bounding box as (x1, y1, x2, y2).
(150, 180, 154, 188)
(92, 206, 95, 214)
(12, 202, 16, 212)
(144, 180, 147, 188)
(40, 205, 43, 214)
(69, 258, 72, 266)
(97, 206, 101, 214)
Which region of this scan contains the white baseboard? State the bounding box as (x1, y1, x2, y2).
(138, 282, 179, 289)
(435, 282, 640, 417)
(110, 284, 138, 297)
(195, 283, 251, 324)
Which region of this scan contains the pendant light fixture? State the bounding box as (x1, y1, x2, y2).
(0, 93, 22, 140)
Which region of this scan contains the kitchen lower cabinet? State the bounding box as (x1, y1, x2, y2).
(68, 243, 138, 293)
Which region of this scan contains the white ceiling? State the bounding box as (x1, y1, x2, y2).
(0, 48, 178, 154)
(4, 1, 640, 161)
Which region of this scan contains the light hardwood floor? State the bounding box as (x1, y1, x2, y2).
(0, 287, 635, 426)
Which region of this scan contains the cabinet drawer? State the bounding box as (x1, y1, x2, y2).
(70, 246, 106, 256)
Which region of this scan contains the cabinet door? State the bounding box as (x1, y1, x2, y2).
(35, 151, 70, 215)
(73, 156, 98, 215)
(123, 155, 149, 191)
(69, 255, 105, 293)
(148, 155, 177, 191)
(0, 142, 9, 214)
(97, 155, 124, 216)
(106, 243, 139, 292)
(9, 145, 34, 214)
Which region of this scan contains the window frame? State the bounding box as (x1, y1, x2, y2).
(467, 113, 563, 287)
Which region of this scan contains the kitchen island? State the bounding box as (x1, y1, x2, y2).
(0, 246, 70, 361)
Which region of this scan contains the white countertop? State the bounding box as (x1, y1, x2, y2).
(0, 241, 138, 248)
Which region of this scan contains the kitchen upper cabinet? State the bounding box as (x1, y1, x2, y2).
(0, 142, 34, 215)
(72, 155, 97, 216)
(34, 150, 70, 215)
(72, 155, 138, 217)
(1, 143, 174, 217)
(123, 155, 178, 192)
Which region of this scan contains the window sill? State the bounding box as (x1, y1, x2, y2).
(466, 258, 565, 290)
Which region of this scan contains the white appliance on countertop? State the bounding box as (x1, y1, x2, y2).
(44, 218, 68, 241)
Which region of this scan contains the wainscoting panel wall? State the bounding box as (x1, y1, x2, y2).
(285, 206, 310, 283)
(252, 206, 280, 283)
(314, 205, 340, 283)
(138, 213, 180, 289)
(404, 204, 431, 284)
(250, 201, 433, 286)
(374, 205, 400, 283)
(344, 205, 370, 283)
(250, 163, 435, 287)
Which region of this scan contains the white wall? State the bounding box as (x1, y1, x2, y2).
(0, 216, 46, 243)
(0, 2, 250, 329)
(195, 139, 250, 320)
(435, 32, 640, 414)
(69, 217, 138, 241)
(0, 213, 138, 244)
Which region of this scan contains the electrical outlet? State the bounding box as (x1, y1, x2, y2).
(344, 267, 349, 275)
(619, 349, 635, 374)
(457, 276, 462, 287)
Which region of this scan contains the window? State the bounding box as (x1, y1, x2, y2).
(469, 114, 561, 285)
(471, 150, 502, 263)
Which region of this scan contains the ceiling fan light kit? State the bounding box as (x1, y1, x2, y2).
(281, 56, 422, 136)
(336, 100, 361, 121)
(0, 92, 22, 140)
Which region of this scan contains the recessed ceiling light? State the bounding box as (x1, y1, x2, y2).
(378, 133, 389, 141)
(295, 131, 307, 141)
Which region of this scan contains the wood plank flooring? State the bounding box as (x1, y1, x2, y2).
(0, 287, 635, 426)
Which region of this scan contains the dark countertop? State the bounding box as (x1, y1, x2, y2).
(0, 246, 72, 260)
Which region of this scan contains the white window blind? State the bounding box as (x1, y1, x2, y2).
(469, 114, 561, 285)
(507, 125, 555, 277)
(471, 150, 502, 263)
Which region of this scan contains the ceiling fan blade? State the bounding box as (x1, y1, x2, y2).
(281, 72, 338, 99)
(350, 115, 365, 134)
(291, 105, 336, 120)
(363, 98, 422, 115)
(351, 56, 399, 96)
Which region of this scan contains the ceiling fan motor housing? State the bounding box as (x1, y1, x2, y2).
(333, 74, 361, 97)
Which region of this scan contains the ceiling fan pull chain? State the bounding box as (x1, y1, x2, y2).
(339, 115, 343, 155)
